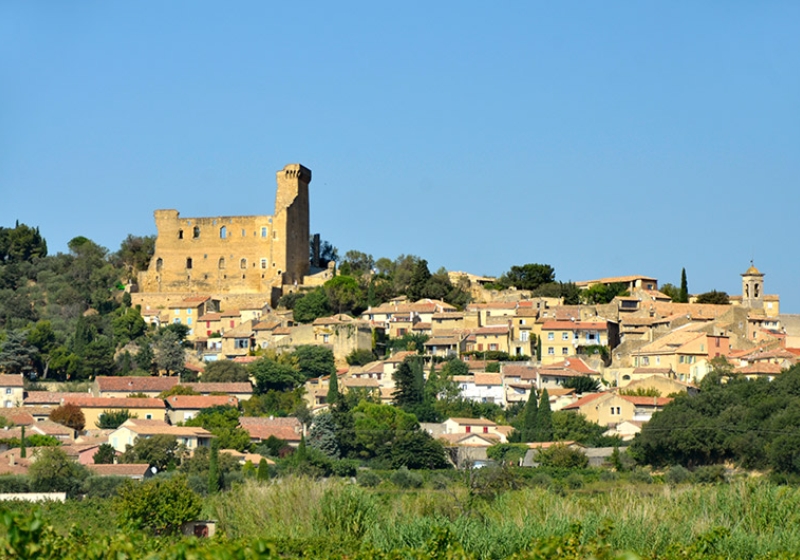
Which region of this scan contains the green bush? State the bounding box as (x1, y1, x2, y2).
(598, 470, 618, 482)
(357, 470, 382, 487)
(115, 475, 202, 535)
(692, 464, 727, 484)
(331, 459, 359, 478)
(0, 475, 30, 493)
(664, 465, 691, 485)
(565, 473, 584, 489)
(536, 445, 589, 469)
(629, 467, 653, 484)
(82, 475, 127, 498)
(317, 484, 377, 542)
(390, 466, 423, 489)
(529, 472, 553, 487)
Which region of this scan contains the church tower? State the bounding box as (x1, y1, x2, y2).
(741, 262, 764, 310)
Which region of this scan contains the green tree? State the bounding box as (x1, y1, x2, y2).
(520, 389, 538, 442)
(323, 275, 363, 314)
(111, 307, 147, 346)
(96, 409, 136, 429)
(249, 357, 304, 393)
(294, 345, 335, 380)
(498, 263, 555, 291)
(159, 385, 200, 398)
(308, 411, 340, 459)
(113, 234, 155, 279)
(121, 434, 185, 470)
(115, 475, 201, 535)
(202, 359, 250, 382)
(406, 259, 432, 301)
(581, 282, 629, 304)
(327, 371, 339, 407)
(679, 268, 689, 303)
(207, 440, 221, 494)
(340, 250, 375, 277)
(257, 458, 269, 480)
(0, 222, 48, 263)
(184, 405, 252, 452)
(0, 330, 36, 376)
(562, 376, 600, 394)
(346, 348, 375, 366)
(695, 290, 730, 305)
(154, 330, 185, 375)
(93, 443, 116, 464)
(28, 447, 90, 497)
(293, 288, 332, 323)
(533, 389, 553, 442)
(552, 410, 608, 446)
(487, 443, 528, 465)
(535, 444, 588, 468)
(660, 283, 681, 302)
(26, 320, 58, 378)
(392, 356, 425, 409)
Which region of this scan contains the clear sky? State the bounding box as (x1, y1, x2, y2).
(2, 2, 799, 310)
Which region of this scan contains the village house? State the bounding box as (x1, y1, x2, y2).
(539, 320, 614, 365)
(0, 375, 24, 408)
(165, 395, 238, 424)
(562, 392, 672, 427)
(455, 373, 506, 406)
(183, 382, 253, 400)
(108, 419, 213, 454)
(62, 396, 167, 427)
(238, 416, 303, 447)
(168, 296, 221, 340)
(631, 330, 731, 383)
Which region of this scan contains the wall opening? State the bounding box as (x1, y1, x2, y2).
(193, 226, 200, 238)
(186, 258, 193, 269)
(220, 226, 227, 239)
(219, 257, 225, 269)
(178, 230, 184, 239)
(156, 258, 163, 272)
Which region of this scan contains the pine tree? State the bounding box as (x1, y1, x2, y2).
(534, 388, 553, 442)
(327, 370, 339, 406)
(257, 458, 269, 481)
(679, 268, 689, 303)
(521, 389, 539, 442)
(207, 440, 221, 494)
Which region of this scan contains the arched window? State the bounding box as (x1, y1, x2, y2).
(218, 257, 225, 269)
(220, 226, 227, 239)
(240, 258, 247, 269)
(186, 257, 193, 269)
(755, 283, 760, 298)
(193, 226, 200, 238)
(178, 230, 184, 239)
(156, 258, 163, 272)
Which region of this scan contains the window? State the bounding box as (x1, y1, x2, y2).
(261, 227, 267, 237)
(656, 357, 660, 365)
(323, 334, 330, 343)
(230, 320, 235, 328)
(156, 258, 163, 272)
(173, 318, 181, 324)
(489, 344, 498, 351)
(178, 230, 184, 239)
(520, 331, 529, 341)
(240, 258, 247, 269)
(186, 257, 193, 269)
(241, 229, 246, 237)
(483, 426, 488, 433)
(261, 259, 267, 269)
(4, 388, 11, 395)
(145, 414, 153, 420)
(547, 332, 554, 341)
(193, 226, 200, 238)
(548, 347, 555, 355)
(219, 257, 225, 269)
(220, 226, 227, 239)
(187, 318, 192, 325)
(235, 339, 249, 349)
(187, 309, 192, 315)
(465, 426, 471, 433)
(562, 348, 569, 355)
(562, 332, 569, 340)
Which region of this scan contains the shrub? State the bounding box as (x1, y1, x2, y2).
(536, 445, 589, 469)
(530, 472, 553, 487)
(317, 484, 377, 542)
(96, 409, 136, 429)
(28, 447, 90, 497)
(629, 467, 653, 484)
(83, 475, 127, 498)
(692, 464, 727, 484)
(390, 466, 423, 489)
(565, 473, 584, 489)
(357, 470, 382, 488)
(665, 465, 692, 485)
(598, 470, 618, 482)
(331, 459, 359, 478)
(115, 475, 202, 535)
(0, 475, 30, 493)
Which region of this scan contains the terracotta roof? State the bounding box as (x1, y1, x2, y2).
(184, 382, 253, 394)
(412, 322, 432, 331)
(173, 296, 211, 307)
(32, 420, 75, 436)
(736, 363, 784, 375)
(253, 320, 282, 331)
(272, 327, 292, 335)
(231, 356, 259, 364)
(221, 310, 241, 317)
(562, 392, 607, 410)
(474, 373, 502, 386)
(501, 365, 538, 379)
(0, 375, 24, 387)
(89, 463, 151, 477)
(385, 351, 417, 363)
(63, 396, 166, 409)
(576, 275, 657, 287)
(120, 419, 212, 437)
(619, 395, 673, 407)
(239, 416, 301, 428)
(342, 378, 380, 388)
(446, 417, 497, 426)
(542, 321, 608, 331)
(96, 376, 179, 393)
(198, 313, 222, 321)
(166, 395, 238, 409)
(0, 409, 36, 426)
(632, 367, 673, 375)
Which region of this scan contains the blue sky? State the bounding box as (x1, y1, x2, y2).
(2, 2, 799, 310)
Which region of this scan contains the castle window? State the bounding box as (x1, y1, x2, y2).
(156, 258, 163, 272)
(218, 257, 225, 269)
(241, 229, 246, 237)
(178, 230, 184, 239)
(261, 227, 267, 237)
(261, 259, 267, 269)
(273, 231, 277, 239)
(240, 259, 247, 269)
(193, 226, 200, 238)
(220, 226, 227, 239)
(186, 258, 193, 269)
(755, 284, 760, 298)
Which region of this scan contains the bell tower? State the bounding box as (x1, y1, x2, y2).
(741, 261, 764, 310)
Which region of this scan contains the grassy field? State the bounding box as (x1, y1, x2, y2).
(4, 473, 800, 559)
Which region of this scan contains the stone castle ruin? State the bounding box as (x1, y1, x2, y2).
(136, 163, 311, 306)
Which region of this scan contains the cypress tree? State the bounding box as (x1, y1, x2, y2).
(521, 389, 539, 442)
(679, 268, 689, 303)
(535, 334, 542, 362)
(257, 458, 269, 481)
(327, 371, 339, 406)
(207, 440, 221, 494)
(20, 426, 26, 459)
(534, 388, 553, 442)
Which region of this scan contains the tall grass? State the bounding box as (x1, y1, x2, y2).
(207, 477, 800, 559)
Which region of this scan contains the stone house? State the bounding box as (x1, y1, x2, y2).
(0, 375, 24, 408)
(108, 419, 213, 454)
(63, 396, 167, 427)
(165, 395, 238, 424)
(94, 376, 178, 398)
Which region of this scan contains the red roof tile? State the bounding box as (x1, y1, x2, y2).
(96, 376, 178, 393)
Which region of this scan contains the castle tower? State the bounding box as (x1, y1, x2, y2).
(272, 163, 312, 286)
(741, 262, 764, 309)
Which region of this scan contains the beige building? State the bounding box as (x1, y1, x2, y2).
(0, 375, 24, 408)
(562, 392, 672, 427)
(540, 321, 610, 364)
(108, 419, 213, 454)
(137, 164, 312, 305)
(62, 396, 167, 428)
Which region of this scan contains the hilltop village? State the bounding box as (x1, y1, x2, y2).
(0, 163, 798, 476)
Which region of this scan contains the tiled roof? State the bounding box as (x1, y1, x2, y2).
(23, 392, 88, 406)
(474, 373, 502, 386)
(541, 321, 608, 331)
(0, 409, 35, 426)
(232, 356, 259, 364)
(0, 375, 24, 387)
(543, 358, 597, 375)
(342, 378, 380, 388)
(121, 419, 212, 437)
(96, 376, 179, 393)
(501, 365, 538, 379)
(63, 396, 166, 409)
(412, 322, 432, 331)
(562, 392, 607, 410)
(184, 382, 253, 394)
(736, 363, 783, 375)
(446, 417, 497, 426)
(437, 433, 500, 446)
(89, 463, 151, 477)
(173, 296, 211, 307)
(631, 367, 673, 375)
(473, 326, 510, 335)
(166, 395, 238, 409)
(619, 395, 673, 407)
(32, 420, 75, 436)
(198, 313, 222, 321)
